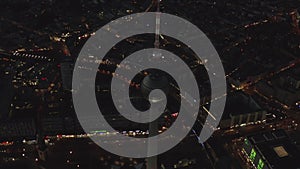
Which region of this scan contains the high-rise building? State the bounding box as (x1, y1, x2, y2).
(243, 130, 300, 169)
(219, 92, 267, 129)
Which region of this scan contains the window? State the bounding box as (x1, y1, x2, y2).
(244, 138, 250, 146)
(250, 148, 256, 162)
(257, 159, 265, 169)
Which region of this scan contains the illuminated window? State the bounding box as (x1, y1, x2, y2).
(257, 159, 265, 169)
(244, 138, 250, 146)
(250, 148, 256, 162)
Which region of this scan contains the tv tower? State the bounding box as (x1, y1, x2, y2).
(146, 2, 162, 169)
(154, 0, 161, 49)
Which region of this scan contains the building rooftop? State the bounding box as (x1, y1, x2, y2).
(222, 91, 262, 119)
(247, 130, 300, 169)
